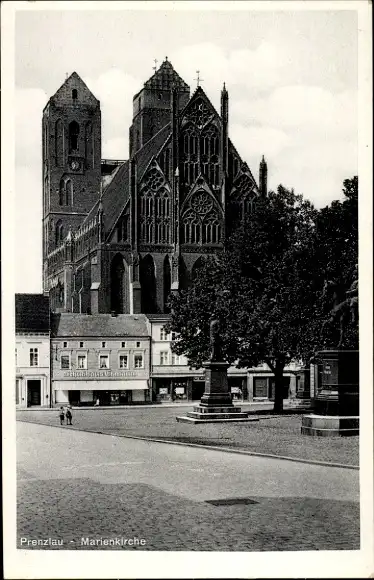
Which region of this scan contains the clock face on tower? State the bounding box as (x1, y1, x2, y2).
(69, 159, 81, 171)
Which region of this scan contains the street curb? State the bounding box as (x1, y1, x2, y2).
(17, 420, 359, 471)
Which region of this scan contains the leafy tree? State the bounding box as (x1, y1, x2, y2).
(168, 185, 318, 412)
(308, 176, 358, 349)
(167, 178, 358, 412)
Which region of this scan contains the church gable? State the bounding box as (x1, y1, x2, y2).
(180, 87, 220, 131)
(179, 89, 221, 199)
(228, 162, 260, 220)
(51, 72, 99, 107)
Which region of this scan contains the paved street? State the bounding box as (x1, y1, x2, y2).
(17, 405, 359, 466)
(17, 421, 359, 551)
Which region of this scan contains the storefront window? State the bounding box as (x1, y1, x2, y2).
(61, 354, 70, 369)
(134, 354, 144, 369)
(119, 354, 128, 369)
(174, 381, 187, 400)
(99, 354, 109, 369)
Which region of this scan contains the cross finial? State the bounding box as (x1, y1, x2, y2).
(195, 70, 204, 87)
(152, 58, 158, 72)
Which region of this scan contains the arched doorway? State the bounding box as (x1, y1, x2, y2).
(140, 254, 157, 313)
(163, 255, 171, 313)
(110, 254, 127, 314)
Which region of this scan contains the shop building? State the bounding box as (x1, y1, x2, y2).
(148, 315, 299, 403)
(15, 294, 51, 408)
(50, 313, 151, 406)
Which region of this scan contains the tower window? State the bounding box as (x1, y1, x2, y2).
(69, 121, 80, 152)
(72, 89, 78, 100)
(55, 220, 64, 246)
(65, 180, 73, 205)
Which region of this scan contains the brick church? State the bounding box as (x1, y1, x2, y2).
(42, 59, 268, 314)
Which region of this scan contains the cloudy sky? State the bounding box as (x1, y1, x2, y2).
(13, 5, 359, 292)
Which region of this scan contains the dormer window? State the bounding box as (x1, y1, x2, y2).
(72, 89, 78, 100)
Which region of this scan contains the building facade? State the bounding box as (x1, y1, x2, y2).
(50, 313, 151, 406)
(148, 316, 298, 403)
(42, 60, 268, 316)
(15, 295, 51, 408)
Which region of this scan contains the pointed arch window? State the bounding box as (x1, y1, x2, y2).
(59, 179, 64, 205)
(85, 122, 93, 168)
(72, 89, 78, 100)
(55, 220, 64, 247)
(65, 180, 73, 205)
(55, 119, 64, 167)
(139, 162, 170, 245)
(200, 125, 220, 187)
(59, 178, 73, 206)
(69, 121, 80, 152)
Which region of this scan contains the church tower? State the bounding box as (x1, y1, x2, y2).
(129, 59, 190, 156)
(42, 72, 101, 292)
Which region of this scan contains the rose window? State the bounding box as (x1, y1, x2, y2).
(191, 192, 213, 216)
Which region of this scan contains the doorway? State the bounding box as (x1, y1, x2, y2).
(27, 380, 41, 406)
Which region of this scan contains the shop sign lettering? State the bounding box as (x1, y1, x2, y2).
(64, 370, 139, 378)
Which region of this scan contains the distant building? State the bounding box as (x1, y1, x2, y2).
(15, 294, 51, 408)
(50, 313, 151, 406)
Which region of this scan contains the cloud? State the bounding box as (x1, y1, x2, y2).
(15, 166, 43, 292)
(16, 88, 47, 167)
(83, 68, 142, 145)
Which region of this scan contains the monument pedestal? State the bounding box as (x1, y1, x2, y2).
(301, 350, 359, 436)
(177, 361, 257, 424)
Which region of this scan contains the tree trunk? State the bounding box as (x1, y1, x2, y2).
(273, 365, 284, 413)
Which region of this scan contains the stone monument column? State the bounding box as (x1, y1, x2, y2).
(176, 319, 256, 423)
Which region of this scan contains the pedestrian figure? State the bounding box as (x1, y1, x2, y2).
(95, 398, 100, 407)
(59, 407, 65, 425)
(66, 406, 73, 425)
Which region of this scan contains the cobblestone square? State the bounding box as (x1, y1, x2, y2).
(17, 421, 359, 552)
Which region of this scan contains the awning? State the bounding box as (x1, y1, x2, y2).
(53, 380, 148, 391)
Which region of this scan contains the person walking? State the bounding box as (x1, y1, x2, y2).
(65, 406, 73, 425)
(59, 407, 65, 425)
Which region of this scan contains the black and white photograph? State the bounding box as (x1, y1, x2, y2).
(2, 1, 373, 578)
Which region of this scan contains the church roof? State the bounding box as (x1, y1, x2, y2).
(51, 313, 150, 338)
(134, 123, 171, 180)
(48, 72, 99, 108)
(16, 294, 50, 333)
(143, 59, 189, 92)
